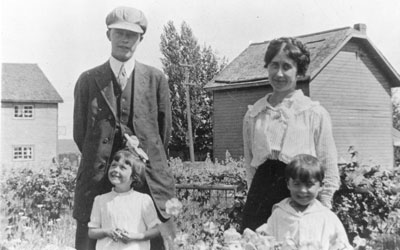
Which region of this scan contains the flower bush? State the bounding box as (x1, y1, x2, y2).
(170, 150, 400, 249)
(1, 158, 76, 249)
(332, 150, 400, 245)
(1, 150, 400, 250)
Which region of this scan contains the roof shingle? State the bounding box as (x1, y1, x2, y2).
(2, 63, 63, 103)
(212, 27, 352, 85)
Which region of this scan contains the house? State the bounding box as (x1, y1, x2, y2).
(1, 63, 63, 169)
(205, 24, 400, 167)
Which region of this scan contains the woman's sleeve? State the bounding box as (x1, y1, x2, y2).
(314, 107, 340, 208)
(243, 111, 256, 188)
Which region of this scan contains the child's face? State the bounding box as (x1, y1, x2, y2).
(287, 177, 323, 209)
(108, 157, 134, 191)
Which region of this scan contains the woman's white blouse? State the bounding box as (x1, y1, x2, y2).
(243, 90, 339, 207)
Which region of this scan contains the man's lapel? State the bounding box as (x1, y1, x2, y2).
(134, 62, 148, 112)
(94, 62, 117, 120)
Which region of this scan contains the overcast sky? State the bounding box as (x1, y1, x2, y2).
(2, 0, 400, 139)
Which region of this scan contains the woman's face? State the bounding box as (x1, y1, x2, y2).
(267, 47, 298, 94)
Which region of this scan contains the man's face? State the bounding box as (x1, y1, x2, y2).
(107, 28, 141, 62)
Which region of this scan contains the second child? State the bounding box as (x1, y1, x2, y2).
(88, 149, 161, 250)
(256, 154, 352, 250)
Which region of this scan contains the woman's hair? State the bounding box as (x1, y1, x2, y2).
(112, 149, 146, 189)
(285, 154, 324, 184)
(264, 37, 310, 77)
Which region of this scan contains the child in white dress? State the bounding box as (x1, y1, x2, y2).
(88, 149, 161, 250)
(256, 154, 353, 250)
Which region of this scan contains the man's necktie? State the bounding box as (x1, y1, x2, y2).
(117, 64, 128, 90)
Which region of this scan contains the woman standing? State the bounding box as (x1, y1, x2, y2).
(241, 37, 339, 232)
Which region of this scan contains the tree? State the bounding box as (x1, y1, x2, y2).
(160, 21, 226, 160)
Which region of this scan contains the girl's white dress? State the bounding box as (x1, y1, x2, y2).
(89, 189, 161, 250)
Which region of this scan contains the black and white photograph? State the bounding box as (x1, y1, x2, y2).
(1, 0, 400, 249)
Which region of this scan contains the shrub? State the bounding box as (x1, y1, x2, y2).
(1, 162, 76, 240)
(332, 150, 400, 244)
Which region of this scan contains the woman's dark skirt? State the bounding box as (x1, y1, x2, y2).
(240, 159, 289, 232)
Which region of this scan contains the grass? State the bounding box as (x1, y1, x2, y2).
(0, 211, 76, 250)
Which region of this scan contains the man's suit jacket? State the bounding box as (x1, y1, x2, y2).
(73, 61, 174, 222)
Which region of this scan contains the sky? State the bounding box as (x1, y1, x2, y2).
(2, 0, 400, 139)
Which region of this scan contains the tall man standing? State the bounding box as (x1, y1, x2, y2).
(73, 6, 175, 250)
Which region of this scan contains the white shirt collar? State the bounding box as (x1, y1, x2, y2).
(109, 56, 136, 79)
(247, 90, 320, 117)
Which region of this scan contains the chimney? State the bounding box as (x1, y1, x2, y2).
(353, 23, 367, 35)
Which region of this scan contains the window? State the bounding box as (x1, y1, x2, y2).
(14, 105, 34, 118)
(13, 146, 34, 161)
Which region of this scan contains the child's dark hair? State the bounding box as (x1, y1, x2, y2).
(285, 154, 324, 184)
(112, 149, 146, 189)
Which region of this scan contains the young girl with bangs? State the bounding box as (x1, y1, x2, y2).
(88, 149, 161, 250)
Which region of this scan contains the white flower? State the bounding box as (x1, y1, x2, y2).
(203, 221, 218, 235)
(223, 227, 241, 244)
(165, 197, 183, 217)
(20, 216, 29, 221)
(228, 242, 243, 250)
(353, 236, 366, 248)
(174, 232, 189, 246)
(242, 228, 258, 243)
(194, 240, 208, 250)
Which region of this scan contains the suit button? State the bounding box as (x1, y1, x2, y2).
(103, 138, 110, 144)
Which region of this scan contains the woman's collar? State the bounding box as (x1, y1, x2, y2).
(248, 90, 319, 117)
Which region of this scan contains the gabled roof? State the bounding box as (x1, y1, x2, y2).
(2, 63, 63, 103)
(206, 24, 400, 90)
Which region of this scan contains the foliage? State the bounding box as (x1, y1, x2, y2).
(2, 151, 400, 249)
(172, 150, 400, 249)
(332, 149, 400, 243)
(160, 21, 227, 159)
(0, 212, 76, 250)
(1, 161, 76, 242)
(392, 90, 400, 131)
(170, 154, 246, 188)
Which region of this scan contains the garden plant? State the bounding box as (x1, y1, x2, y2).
(1, 150, 399, 250)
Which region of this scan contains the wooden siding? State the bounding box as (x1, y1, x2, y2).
(212, 82, 309, 160)
(1, 102, 59, 169)
(311, 41, 393, 167)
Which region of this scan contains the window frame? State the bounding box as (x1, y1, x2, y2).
(13, 104, 34, 119)
(12, 145, 34, 161)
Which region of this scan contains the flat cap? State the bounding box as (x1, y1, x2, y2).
(106, 6, 147, 34)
